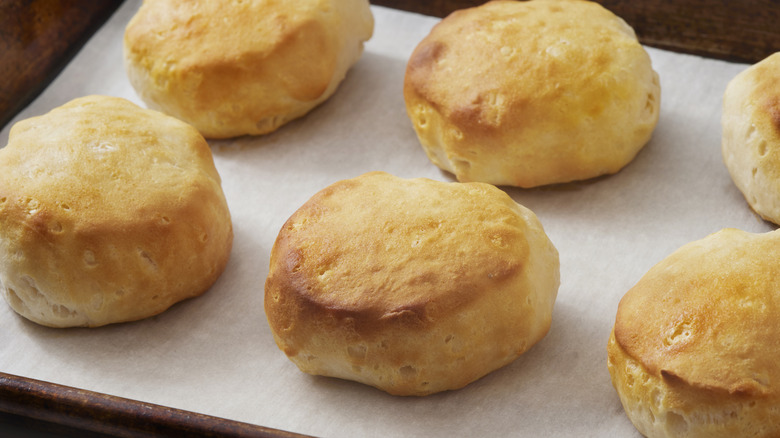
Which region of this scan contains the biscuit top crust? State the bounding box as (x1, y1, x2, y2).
(125, 0, 334, 64)
(614, 229, 780, 397)
(124, 0, 345, 103)
(404, 0, 644, 135)
(0, 95, 220, 231)
(266, 172, 532, 329)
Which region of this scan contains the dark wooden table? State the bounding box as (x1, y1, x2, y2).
(1, 1, 779, 437)
(372, 0, 780, 63)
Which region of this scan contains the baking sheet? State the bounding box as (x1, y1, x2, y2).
(0, 1, 771, 437)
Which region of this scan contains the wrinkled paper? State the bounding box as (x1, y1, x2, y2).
(0, 2, 768, 437)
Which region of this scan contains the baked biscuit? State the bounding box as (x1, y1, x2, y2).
(124, 0, 374, 138)
(265, 172, 560, 396)
(722, 52, 780, 225)
(609, 228, 780, 437)
(0, 95, 233, 327)
(403, 0, 660, 187)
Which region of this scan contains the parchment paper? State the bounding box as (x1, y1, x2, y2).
(1, 2, 772, 437)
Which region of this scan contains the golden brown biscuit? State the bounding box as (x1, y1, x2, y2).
(124, 0, 374, 139)
(722, 52, 780, 225)
(0, 95, 233, 327)
(265, 172, 560, 396)
(403, 0, 660, 187)
(608, 228, 780, 437)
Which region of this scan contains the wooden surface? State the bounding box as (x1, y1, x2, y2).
(596, 0, 780, 63)
(0, 372, 313, 438)
(0, 0, 124, 132)
(373, 0, 780, 63)
(1, 0, 779, 437)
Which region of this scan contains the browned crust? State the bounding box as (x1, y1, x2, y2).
(0, 96, 233, 327)
(123, 0, 373, 138)
(264, 172, 558, 395)
(614, 229, 780, 397)
(765, 96, 780, 136)
(265, 173, 529, 334)
(402, 0, 660, 187)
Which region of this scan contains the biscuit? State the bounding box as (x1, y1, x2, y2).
(0, 95, 233, 327)
(722, 52, 780, 225)
(403, 0, 660, 187)
(265, 172, 560, 395)
(609, 228, 780, 437)
(124, 0, 374, 138)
